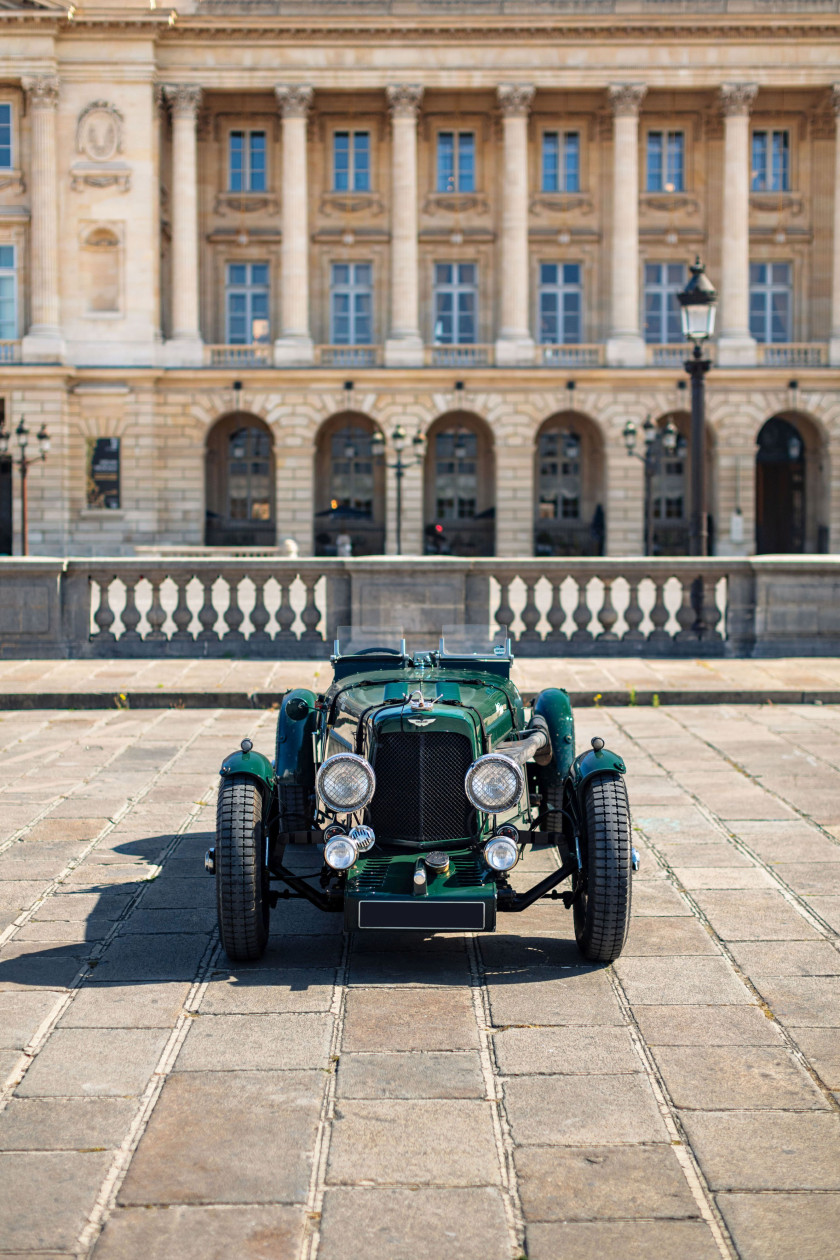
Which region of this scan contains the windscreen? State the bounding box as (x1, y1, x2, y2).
(334, 624, 510, 659)
(439, 625, 510, 658)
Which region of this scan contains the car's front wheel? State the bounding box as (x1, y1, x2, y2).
(573, 774, 632, 963)
(216, 774, 270, 961)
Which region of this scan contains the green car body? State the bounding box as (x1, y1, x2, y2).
(211, 636, 634, 962)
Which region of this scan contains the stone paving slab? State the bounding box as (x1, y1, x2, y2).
(0, 702, 839, 1259)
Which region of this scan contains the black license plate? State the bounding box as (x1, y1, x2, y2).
(357, 899, 486, 931)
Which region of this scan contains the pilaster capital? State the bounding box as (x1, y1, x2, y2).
(719, 83, 758, 117)
(275, 85, 314, 119)
(386, 84, 424, 120)
(608, 83, 646, 118)
(497, 84, 535, 119)
(162, 84, 203, 121)
(831, 84, 840, 117)
(22, 75, 59, 111)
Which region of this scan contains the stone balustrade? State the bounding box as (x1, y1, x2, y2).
(1, 555, 839, 660)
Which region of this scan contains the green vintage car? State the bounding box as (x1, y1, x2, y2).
(207, 628, 635, 963)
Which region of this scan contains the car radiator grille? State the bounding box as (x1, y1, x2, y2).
(369, 730, 474, 843)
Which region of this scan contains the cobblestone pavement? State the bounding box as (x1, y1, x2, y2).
(1, 703, 839, 1259)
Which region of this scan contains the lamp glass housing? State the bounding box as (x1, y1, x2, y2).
(37, 425, 51, 456)
(622, 419, 637, 455)
(392, 425, 407, 453)
(788, 435, 802, 461)
(662, 423, 678, 456)
(16, 421, 28, 452)
(370, 430, 385, 457)
(680, 300, 716, 342)
(563, 433, 581, 461)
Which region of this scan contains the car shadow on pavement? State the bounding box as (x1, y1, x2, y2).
(1, 836, 604, 990)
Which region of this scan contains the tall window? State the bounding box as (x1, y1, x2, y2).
(229, 130, 266, 193)
(537, 431, 581, 522)
(538, 263, 582, 344)
(0, 104, 11, 169)
(0, 245, 16, 340)
(433, 263, 477, 344)
(643, 262, 687, 343)
(749, 262, 792, 343)
(330, 263, 373, 344)
(333, 131, 370, 192)
(752, 130, 789, 192)
(228, 426, 272, 524)
(225, 262, 269, 344)
(437, 132, 475, 193)
(329, 426, 374, 516)
(541, 131, 580, 193)
(646, 131, 684, 192)
(435, 429, 477, 520)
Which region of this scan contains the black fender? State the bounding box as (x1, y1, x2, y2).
(274, 689, 318, 833)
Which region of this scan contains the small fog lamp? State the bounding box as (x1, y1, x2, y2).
(324, 835, 357, 871)
(483, 835, 519, 872)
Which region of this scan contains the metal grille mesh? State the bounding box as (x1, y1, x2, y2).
(369, 731, 474, 843)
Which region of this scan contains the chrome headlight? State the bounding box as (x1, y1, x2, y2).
(464, 754, 524, 813)
(317, 753, 376, 813)
(483, 835, 519, 872)
(324, 834, 357, 871)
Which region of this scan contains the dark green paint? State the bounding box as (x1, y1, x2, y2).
(219, 747, 275, 792)
(343, 847, 497, 931)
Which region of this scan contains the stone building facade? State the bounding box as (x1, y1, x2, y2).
(1, 0, 839, 558)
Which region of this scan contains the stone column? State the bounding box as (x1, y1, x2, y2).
(275, 85, 314, 366)
(496, 85, 535, 367)
(21, 76, 64, 362)
(606, 84, 646, 367)
(718, 83, 758, 366)
(163, 84, 203, 365)
(830, 86, 840, 366)
(385, 85, 424, 368)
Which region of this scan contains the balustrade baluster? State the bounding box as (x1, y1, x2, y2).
(120, 578, 142, 643)
(545, 578, 567, 643)
(92, 575, 116, 644)
(675, 575, 698, 641)
(519, 579, 541, 642)
(596, 578, 619, 641)
(197, 575, 219, 642)
(223, 572, 246, 643)
(250, 576, 271, 645)
(570, 577, 593, 644)
(300, 575, 322, 641)
(648, 577, 670, 645)
(494, 572, 516, 641)
(146, 576, 167, 641)
(276, 580, 296, 642)
(622, 578, 644, 642)
(171, 574, 193, 641)
(699, 574, 723, 640)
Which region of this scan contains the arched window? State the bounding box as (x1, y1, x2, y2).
(534, 412, 604, 556)
(314, 414, 385, 556)
(424, 413, 494, 555)
(756, 416, 805, 553)
(205, 413, 275, 547)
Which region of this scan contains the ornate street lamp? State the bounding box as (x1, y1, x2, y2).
(371, 423, 426, 555)
(0, 418, 50, 555)
(623, 415, 679, 557)
(677, 256, 717, 557)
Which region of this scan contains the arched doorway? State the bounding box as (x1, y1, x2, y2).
(314, 413, 385, 556)
(205, 412, 275, 547)
(755, 413, 827, 554)
(534, 411, 605, 556)
(424, 411, 495, 556)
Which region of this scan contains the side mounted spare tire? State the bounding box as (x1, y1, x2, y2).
(573, 773, 632, 963)
(216, 774, 270, 961)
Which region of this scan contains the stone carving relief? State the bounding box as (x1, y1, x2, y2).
(70, 101, 131, 192)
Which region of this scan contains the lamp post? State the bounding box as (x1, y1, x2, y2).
(622, 415, 681, 556)
(0, 418, 50, 556)
(677, 257, 717, 557)
(371, 423, 426, 555)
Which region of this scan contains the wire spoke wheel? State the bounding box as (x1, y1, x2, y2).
(216, 774, 270, 961)
(573, 774, 632, 963)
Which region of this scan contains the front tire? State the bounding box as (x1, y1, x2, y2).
(216, 775, 270, 961)
(573, 774, 632, 963)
